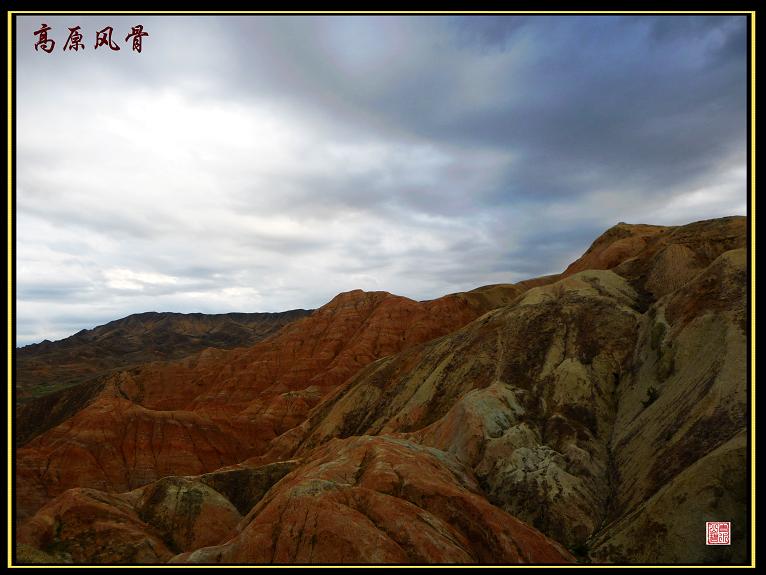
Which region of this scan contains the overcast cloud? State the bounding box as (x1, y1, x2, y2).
(16, 15, 747, 345)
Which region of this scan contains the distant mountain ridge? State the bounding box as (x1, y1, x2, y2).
(14, 310, 313, 446)
(16, 309, 313, 402)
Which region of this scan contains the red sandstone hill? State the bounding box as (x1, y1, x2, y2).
(15, 287, 519, 524)
(14, 216, 748, 565)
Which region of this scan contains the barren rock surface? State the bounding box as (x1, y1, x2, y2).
(15, 216, 749, 565)
(16, 288, 512, 522)
(172, 436, 574, 564)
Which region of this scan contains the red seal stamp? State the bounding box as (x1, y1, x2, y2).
(706, 522, 731, 545)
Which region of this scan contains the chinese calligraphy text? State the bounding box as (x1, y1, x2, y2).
(33, 24, 149, 53)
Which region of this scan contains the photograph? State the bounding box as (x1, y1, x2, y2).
(7, 10, 754, 567)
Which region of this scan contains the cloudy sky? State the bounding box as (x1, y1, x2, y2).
(16, 14, 747, 345)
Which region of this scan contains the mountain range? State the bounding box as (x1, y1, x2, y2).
(15, 310, 312, 446)
(14, 215, 749, 565)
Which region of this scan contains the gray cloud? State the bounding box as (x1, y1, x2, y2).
(16, 15, 747, 345)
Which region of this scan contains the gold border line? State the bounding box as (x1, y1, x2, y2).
(7, 8, 14, 571)
(0, 569, 729, 571)
(6, 9, 757, 570)
(749, 10, 756, 572)
(4, 10, 759, 14)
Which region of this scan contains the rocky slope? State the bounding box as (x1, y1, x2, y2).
(15, 287, 518, 524)
(19, 437, 572, 564)
(264, 269, 642, 549)
(266, 217, 748, 563)
(15, 216, 749, 565)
